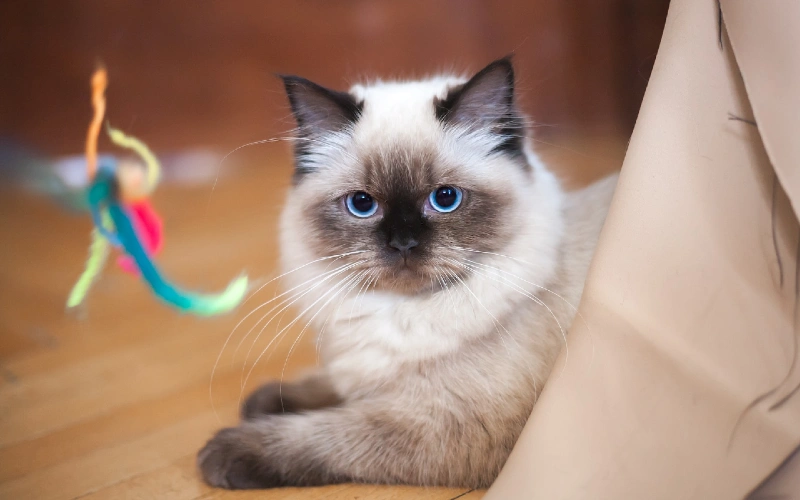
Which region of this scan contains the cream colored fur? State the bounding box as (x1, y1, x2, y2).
(198, 68, 617, 490)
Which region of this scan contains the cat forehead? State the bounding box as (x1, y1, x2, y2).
(361, 149, 438, 198)
(348, 77, 467, 149)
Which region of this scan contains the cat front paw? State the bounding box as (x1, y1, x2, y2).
(241, 377, 341, 420)
(241, 381, 290, 419)
(197, 425, 283, 489)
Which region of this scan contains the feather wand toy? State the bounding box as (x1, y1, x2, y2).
(67, 67, 247, 316)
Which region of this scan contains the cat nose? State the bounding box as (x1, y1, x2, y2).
(388, 237, 419, 258)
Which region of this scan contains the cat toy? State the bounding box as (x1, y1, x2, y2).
(66, 67, 247, 316)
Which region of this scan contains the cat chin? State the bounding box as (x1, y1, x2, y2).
(371, 266, 437, 296)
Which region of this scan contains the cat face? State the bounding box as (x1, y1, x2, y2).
(280, 58, 536, 294)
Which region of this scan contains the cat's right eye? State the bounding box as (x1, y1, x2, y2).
(345, 191, 378, 218)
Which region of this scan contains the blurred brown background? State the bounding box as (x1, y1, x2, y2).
(0, 3, 671, 499)
(1, 0, 668, 155)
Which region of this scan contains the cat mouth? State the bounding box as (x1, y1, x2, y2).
(372, 261, 430, 294)
(394, 264, 417, 275)
(381, 250, 422, 271)
(388, 261, 422, 279)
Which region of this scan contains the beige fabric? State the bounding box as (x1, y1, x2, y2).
(723, 0, 800, 217)
(485, 0, 800, 498)
(750, 446, 800, 499)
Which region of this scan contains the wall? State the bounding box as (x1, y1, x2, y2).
(0, 0, 669, 155)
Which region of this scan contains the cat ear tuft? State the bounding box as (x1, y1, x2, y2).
(279, 75, 363, 137)
(434, 57, 523, 153)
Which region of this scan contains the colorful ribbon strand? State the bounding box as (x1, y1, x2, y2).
(67, 67, 247, 316)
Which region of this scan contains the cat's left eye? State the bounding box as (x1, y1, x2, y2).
(428, 186, 463, 213)
(345, 191, 379, 218)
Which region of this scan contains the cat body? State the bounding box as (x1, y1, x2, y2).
(199, 58, 617, 489)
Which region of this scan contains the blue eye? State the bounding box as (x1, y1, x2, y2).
(429, 186, 463, 213)
(346, 191, 378, 218)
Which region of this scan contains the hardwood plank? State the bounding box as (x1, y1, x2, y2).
(0, 405, 236, 500)
(73, 455, 205, 500)
(0, 364, 245, 483)
(197, 484, 481, 500)
(0, 327, 236, 446)
(83, 459, 483, 500)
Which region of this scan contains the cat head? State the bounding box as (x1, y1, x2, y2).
(279, 58, 546, 295)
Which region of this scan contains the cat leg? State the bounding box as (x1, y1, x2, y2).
(198, 399, 501, 489)
(240, 372, 341, 420)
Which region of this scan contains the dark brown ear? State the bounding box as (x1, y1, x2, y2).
(434, 57, 523, 154)
(279, 75, 362, 137)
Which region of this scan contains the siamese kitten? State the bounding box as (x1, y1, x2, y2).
(198, 57, 617, 489)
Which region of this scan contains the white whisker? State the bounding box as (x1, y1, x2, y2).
(243, 250, 367, 305)
(229, 260, 355, 370)
(207, 250, 366, 423)
(456, 259, 570, 376)
(240, 260, 366, 386)
(279, 270, 371, 400)
(444, 258, 545, 385)
(348, 269, 375, 327)
(452, 246, 595, 369)
(232, 259, 364, 368)
(441, 260, 515, 357)
(209, 138, 285, 204)
(317, 269, 373, 363)
(240, 268, 362, 403)
(433, 265, 458, 312)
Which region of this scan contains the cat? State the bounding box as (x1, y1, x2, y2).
(198, 57, 617, 489)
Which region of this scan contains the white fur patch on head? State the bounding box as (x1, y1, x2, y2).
(349, 77, 461, 151)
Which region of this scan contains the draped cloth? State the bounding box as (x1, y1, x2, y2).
(485, 0, 800, 497)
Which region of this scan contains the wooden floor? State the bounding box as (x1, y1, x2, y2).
(0, 137, 622, 500)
